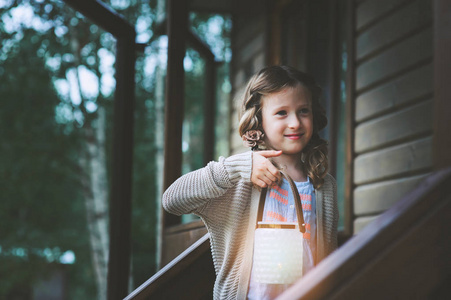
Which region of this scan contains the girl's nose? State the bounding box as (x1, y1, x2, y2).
(288, 115, 301, 129)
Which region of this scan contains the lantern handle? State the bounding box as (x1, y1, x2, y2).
(256, 171, 306, 233)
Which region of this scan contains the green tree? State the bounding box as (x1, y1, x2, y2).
(0, 1, 231, 298)
(0, 25, 95, 298)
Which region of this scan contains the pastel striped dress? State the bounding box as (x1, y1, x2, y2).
(247, 177, 316, 300)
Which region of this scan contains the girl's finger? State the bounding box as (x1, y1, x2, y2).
(267, 163, 280, 178)
(263, 171, 278, 183)
(254, 178, 268, 188)
(259, 174, 274, 187)
(258, 150, 282, 158)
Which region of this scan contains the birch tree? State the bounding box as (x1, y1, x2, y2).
(67, 19, 111, 299)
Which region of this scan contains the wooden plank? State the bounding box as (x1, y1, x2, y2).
(234, 15, 265, 52)
(252, 52, 265, 72)
(334, 194, 451, 300)
(106, 25, 137, 300)
(353, 215, 379, 234)
(344, 0, 357, 237)
(277, 168, 451, 300)
(355, 99, 433, 153)
(125, 234, 214, 300)
(354, 173, 428, 216)
(232, 70, 246, 92)
(162, 226, 208, 266)
(63, 0, 135, 37)
(189, 0, 233, 14)
(203, 59, 216, 165)
(354, 136, 433, 185)
(164, 220, 205, 234)
(355, 63, 433, 122)
(357, 0, 432, 61)
(433, 0, 451, 170)
(327, 0, 341, 178)
(230, 86, 246, 153)
(356, 0, 409, 31)
(162, 0, 188, 229)
(356, 27, 432, 91)
(266, 0, 282, 66)
(235, 32, 265, 66)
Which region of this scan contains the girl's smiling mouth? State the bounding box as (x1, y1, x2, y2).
(284, 133, 304, 140)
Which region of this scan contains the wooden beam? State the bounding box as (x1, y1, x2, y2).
(203, 60, 217, 164)
(63, 0, 134, 37)
(265, 0, 282, 66)
(433, 0, 451, 169)
(186, 29, 216, 62)
(344, 0, 356, 236)
(162, 0, 188, 227)
(107, 35, 136, 300)
(327, 0, 340, 178)
(152, 18, 216, 62)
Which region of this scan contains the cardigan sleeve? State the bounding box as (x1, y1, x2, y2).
(324, 173, 339, 255)
(162, 151, 253, 216)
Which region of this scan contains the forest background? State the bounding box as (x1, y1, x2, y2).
(0, 0, 231, 299)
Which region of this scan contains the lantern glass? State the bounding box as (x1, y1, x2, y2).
(252, 222, 304, 284)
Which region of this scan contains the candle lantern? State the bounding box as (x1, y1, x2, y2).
(252, 172, 306, 284)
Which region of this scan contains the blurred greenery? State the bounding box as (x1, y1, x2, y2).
(0, 0, 230, 298)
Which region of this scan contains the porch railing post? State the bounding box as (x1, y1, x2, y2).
(162, 0, 188, 227)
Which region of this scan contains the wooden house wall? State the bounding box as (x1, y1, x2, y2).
(352, 0, 434, 233)
(230, 9, 268, 154)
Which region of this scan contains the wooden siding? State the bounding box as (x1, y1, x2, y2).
(352, 0, 434, 233)
(433, 0, 451, 169)
(354, 174, 428, 215)
(355, 63, 433, 122)
(356, 0, 432, 61)
(355, 99, 433, 153)
(356, 0, 410, 30)
(356, 27, 432, 92)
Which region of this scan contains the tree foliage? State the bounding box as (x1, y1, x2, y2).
(0, 24, 95, 299)
(0, 0, 231, 298)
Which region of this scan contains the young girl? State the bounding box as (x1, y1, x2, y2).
(163, 65, 338, 300)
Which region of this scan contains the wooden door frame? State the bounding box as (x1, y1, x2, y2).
(433, 0, 451, 170)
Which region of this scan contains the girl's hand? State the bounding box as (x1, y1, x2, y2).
(252, 150, 282, 188)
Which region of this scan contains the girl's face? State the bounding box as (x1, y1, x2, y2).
(261, 84, 313, 156)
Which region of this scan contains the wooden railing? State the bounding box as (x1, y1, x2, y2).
(125, 168, 451, 300)
(276, 167, 451, 300)
(124, 233, 214, 300)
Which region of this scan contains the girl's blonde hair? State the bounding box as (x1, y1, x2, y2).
(238, 65, 328, 188)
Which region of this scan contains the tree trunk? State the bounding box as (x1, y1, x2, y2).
(155, 65, 165, 269)
(69, 27, 110, 299)
(79, 107, 109, 300)
(155, 0, 166, 270)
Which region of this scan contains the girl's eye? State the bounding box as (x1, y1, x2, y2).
(299, 108, 310, 114)
(276, 110, 287, 116)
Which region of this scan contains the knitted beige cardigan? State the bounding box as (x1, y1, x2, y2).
(163, 151, 338, 300)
